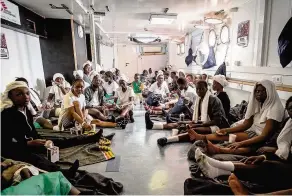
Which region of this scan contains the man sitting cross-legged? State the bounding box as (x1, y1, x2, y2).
(146, 80, 229, 147)
(84, 72, 115, 122)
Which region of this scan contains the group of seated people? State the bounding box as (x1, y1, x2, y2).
(141, 67, 292, 194)
(1, 60, 291, 194)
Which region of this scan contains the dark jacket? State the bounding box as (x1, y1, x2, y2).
(1, 106, 40, 159)
(205, 95, 230, 129)
(216, 92, 231, 121)
(84, 85, 104, 107)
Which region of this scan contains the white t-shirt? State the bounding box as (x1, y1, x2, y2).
(149, 81, 170, 97)
(103, 81, 119, 95)
(116, 86, 135, 105)
(89, 91, 100, 107)
(249, 112, 266, 136)
(60, 91, 86, 117)
(181, 86, 197, 104)
(49, 81, 71, 105)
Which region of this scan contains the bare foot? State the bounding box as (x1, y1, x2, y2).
(228, 173, 249, 195)
(187, 128, 205, 142)
(206, 140, 221, 155)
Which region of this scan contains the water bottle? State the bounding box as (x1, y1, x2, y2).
(179, 113, 185, 122)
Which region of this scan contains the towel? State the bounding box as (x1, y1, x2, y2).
(245, 80, 285, 123)
(192, 90, 211, 123)
(275, 118, 292, 160)
(213, 75, 228, 87)
(0, 81, 28, 112)
(73, 70, 83, 79)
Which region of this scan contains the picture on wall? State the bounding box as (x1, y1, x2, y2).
(1, 33, 9, 59)
(237, 20, 250, 47)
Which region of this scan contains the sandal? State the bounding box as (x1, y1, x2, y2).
(95, 145, 111, 151)
(99, 137, 111, 146)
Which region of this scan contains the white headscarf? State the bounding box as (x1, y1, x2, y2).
(73, 70, 83, 79)
(1, 81, 28, 112)
(177, 69, 186, 78)
(53, 73, 64, 81)
(213, 75, 228, 87)
(82, 61, 92, 69)
(89, 71, 100, 82)
(245, 80, 285, 123)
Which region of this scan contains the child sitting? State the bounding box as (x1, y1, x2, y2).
(132, 73, 144, 105)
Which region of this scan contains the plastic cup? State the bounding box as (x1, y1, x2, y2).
(229, 134, 237, 143)
(92, 124, 96, 132)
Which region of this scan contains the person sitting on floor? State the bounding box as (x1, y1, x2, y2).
(15, 77, 56, 130)
(0, 81, 80, 175)
(177, 69, 186, 78)
(165, 77, 196, 123)
(193, 97, 292, 193)
(84, 72, 115, 123)
(146, 73, 170, 106)
(164, 71, 173, 85)
(202, 73, 208, 81)
(102, 71, 119, 101)
(47, 73, 71, 108)
(186, 74, 196, 88)
(212, 75, 231, 122)
(148, 80, 229, 146)
(1, 169, 80, 195)
(169, 73, 179, 92)
(115, 68, 129, 83)
(82, 61, 92, 84)
(113, 79, 135, 123)
(132, 73, 144, 105)
(73, 70, 90, 88)
(188, 80, 286, 155)
(58, 79, 126, 130)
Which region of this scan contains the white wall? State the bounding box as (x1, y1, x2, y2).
(167, 0, 292, 104)
(1, 27, 46, 97)
(117, 44, 167, 81)
(100, 44, 114, 71)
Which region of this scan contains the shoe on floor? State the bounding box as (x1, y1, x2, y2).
(157, 137, 167, 147)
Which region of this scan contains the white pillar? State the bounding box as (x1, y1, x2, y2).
(89, 12, 101, 72)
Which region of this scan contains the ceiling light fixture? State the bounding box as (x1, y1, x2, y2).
(150, 14, 177, 25)
(204, 17, 223, 24)
(195, 25, 210, 29)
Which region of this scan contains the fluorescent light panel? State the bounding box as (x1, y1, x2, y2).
(204, 18, 223, 24)
(150, 14, 177, 25)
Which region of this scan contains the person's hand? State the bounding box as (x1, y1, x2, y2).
(227, 142, 243, 150)
(44, 140, 54, 148)
(83, 123, 92, 131)
(216, 129, 228, 136)
(241, 155, 266, 165)
(256, 146, 277, 154)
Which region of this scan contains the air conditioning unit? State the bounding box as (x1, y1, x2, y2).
(143, 46, 162, 53)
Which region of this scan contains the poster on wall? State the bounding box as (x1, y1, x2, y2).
(237, 20, 249, 47)
(1, 33, 9, 59)
(0, 0, 21, 25)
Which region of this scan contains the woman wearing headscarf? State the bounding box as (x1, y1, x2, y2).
(189, 80, 286, 155)
(212, 75, 230, 121)
(177, 69, 186, 78)
(82, 61, 92, 84)
(47, 73, 70, 107)
(0, 81, 80, 174)
(73, 70, 90, 89)
(188, 97, 292, 194)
